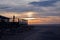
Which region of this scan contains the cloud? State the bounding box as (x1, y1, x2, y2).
(0, 5, 12, 10)
(0, 0, 60, 17)
(29, 0, 60, 7)
(0, 0, 40, 6)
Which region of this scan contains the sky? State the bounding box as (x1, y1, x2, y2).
(0, 0, 60, 24)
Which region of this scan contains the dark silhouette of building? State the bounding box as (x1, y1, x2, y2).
(0, 15, 10, 22)
(21, 19, 28, 25)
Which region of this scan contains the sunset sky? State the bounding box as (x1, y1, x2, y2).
(0, 0, 60, 24)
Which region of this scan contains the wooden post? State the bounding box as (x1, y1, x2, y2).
(13, 16, 15, 22)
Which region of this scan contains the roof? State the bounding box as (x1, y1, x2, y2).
(0, 15, 10, 19)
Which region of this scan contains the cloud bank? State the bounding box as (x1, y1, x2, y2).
(0, 0, 60, 17)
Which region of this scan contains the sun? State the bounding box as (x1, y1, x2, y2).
(27, 12, 34, 17)
(21, 12, 36, 20)
(23, 12, 36, 20)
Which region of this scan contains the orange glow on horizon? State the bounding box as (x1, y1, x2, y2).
(28, 18, 60, 24)
(0, 12, 60, 24)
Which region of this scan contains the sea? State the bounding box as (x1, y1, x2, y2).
(0, 24, 60, 40)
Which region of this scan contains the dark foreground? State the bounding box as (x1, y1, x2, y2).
(0, 24, 60, 40)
